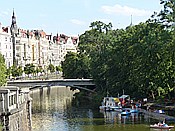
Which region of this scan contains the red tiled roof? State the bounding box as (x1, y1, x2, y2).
(2, 27, 8, 33)
(40, 31, 46, 37)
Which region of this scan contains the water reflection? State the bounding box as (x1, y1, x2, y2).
(101, 111, 142, 125)
(30, 86, 175, 131)
(30, 86, 79, 131)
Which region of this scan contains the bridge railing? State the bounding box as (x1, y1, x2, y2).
(7, 79, 95, 88)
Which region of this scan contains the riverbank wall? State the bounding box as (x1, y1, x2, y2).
(0, 86, 32, 131)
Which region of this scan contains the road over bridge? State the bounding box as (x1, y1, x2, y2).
(7, 79, 96, 91)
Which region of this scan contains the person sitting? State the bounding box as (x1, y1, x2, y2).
(158, 122, 163, 126)
(162, 120, 168, 127)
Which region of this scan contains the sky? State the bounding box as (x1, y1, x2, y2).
(0, 0, 163, 36)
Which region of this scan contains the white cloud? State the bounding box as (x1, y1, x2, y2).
(101, 4, 152, 17)
(70, 19, 86, 25)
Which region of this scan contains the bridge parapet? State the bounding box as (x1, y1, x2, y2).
(7, 79, 95, 89)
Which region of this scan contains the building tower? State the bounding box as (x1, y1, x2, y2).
(130, 15, 133, 26)
(10, 9, 18, 66)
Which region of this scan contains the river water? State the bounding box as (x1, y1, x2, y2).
(30, 86, 175, 131)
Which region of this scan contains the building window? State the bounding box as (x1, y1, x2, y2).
(5, 37, 7, 41)
(8, 62, 10, 68)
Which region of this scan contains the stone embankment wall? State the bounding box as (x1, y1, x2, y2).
(0, 86, 32, 131)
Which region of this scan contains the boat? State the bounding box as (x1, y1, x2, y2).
(154, 109, 165, 114)
(121, 109, 131, 116)
(124, 108, 139, 113)
(99, 97, 122, 111)
(150, 124, 174, 129)
(130, 109, 139, 113)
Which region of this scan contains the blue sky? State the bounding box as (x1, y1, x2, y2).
(0, 0, 162, 36)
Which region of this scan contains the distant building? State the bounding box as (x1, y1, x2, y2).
(0, 9, 79, 73)
(10, 9, 18, 66)
(0, 24, 13, 68)
(53, 33, 79, 65)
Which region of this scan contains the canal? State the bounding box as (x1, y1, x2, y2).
(30, 86, 175, 131)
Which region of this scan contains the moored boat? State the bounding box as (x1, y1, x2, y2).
(99, 97, 122, 111)
(124, 108, 139, 113)
(154, 109, 165, 114)
(150, 124, 174, 129)
(130, 109, 139, 113)
(121, 109, 131, 116)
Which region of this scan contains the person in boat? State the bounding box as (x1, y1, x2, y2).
(157, 119, 167, 127)
(157, 121, 163, 126)
(162, 119, 168, 127)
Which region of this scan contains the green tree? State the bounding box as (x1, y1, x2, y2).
(62, 52, 91, 78)
(76, 53, 91, 79)
(6, 67, 11, 79)
(24, 64, 35, 77)
(78, 21, 114, 93)
(36, 66, 43, 74)
(62, 52, 78, 78)
(56, 66, 62, 72)
(11, 66, 23, 78)
(62, 16, 175, 100)
(48, 64, 55, 73)
(158, 0, 175, 28)
(0, 53, 7, 86)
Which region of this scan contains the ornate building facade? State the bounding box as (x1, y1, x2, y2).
(0, 25, 13, 68)
(0, 10, 79, 74)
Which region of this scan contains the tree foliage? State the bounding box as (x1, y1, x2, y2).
(62, 1, 175, 100)
(48, 64, 55, 73)
(56, 66, 62, 72)
(11, 66, 23, 78)
(62, 52, 90, 78)
(0, 53, 7, 86)
(24, 64, 35, 76)
(158, 0, 175, 28)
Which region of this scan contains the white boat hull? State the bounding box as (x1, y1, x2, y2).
(150, 125, 174, 129)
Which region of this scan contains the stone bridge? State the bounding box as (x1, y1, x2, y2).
(7, 79, 96, 92)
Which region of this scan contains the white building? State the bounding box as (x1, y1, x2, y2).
(3, 10, 79, 72)
(15, 29, 33, 68)
(0, 24, 13, 68)
(14, 29, 50, 70)
(53, 34, 79, 65)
